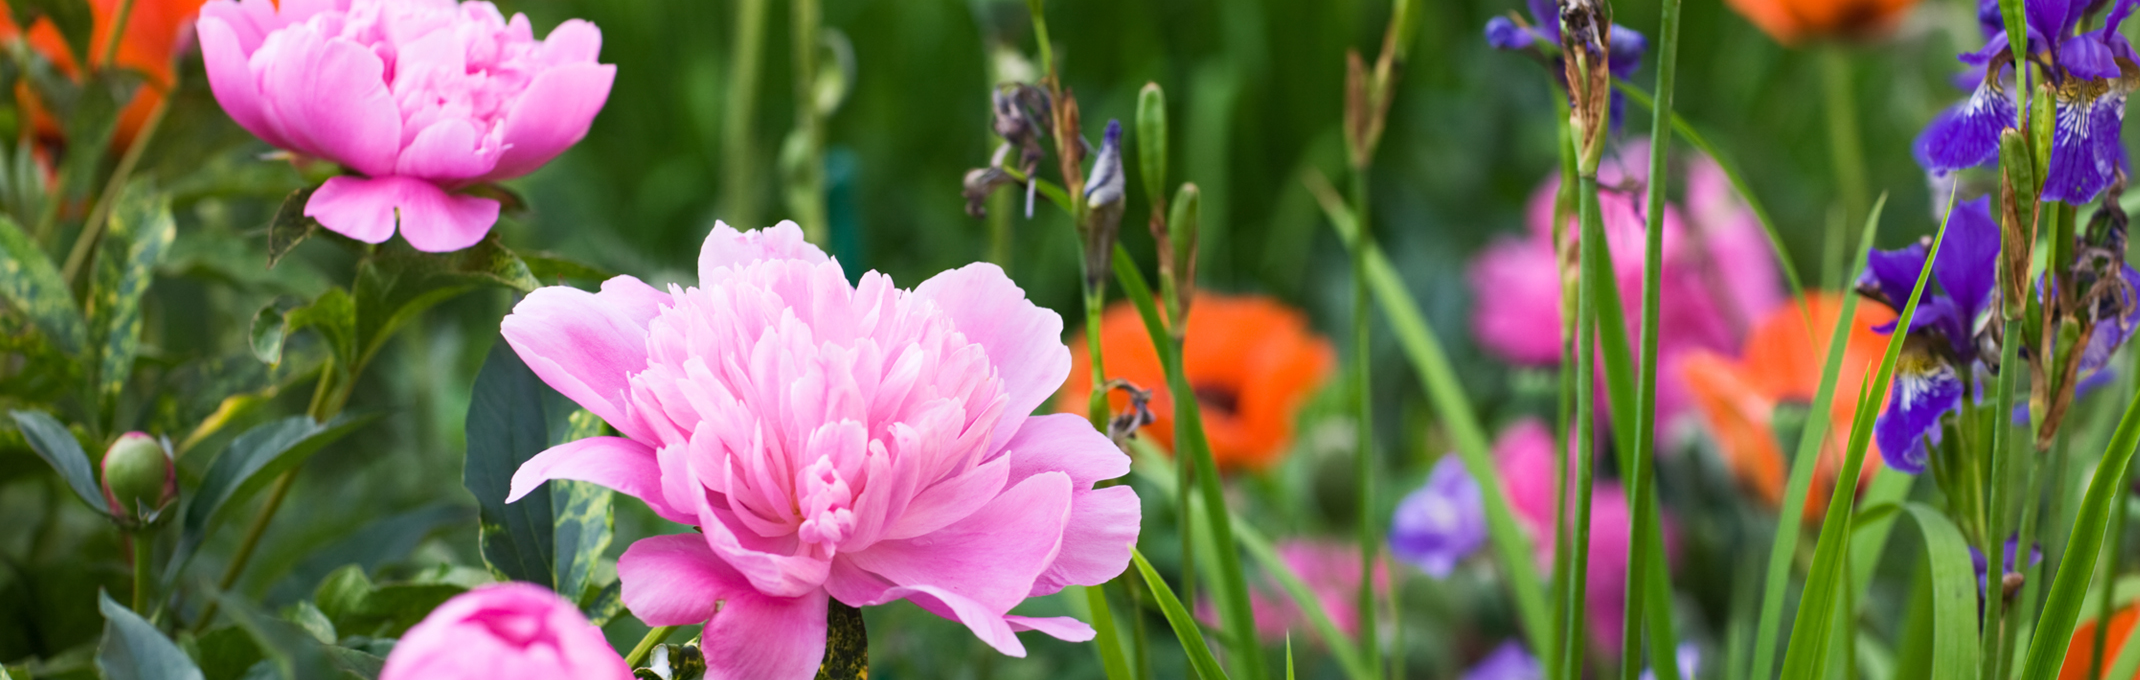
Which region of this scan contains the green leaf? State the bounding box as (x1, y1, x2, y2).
(213, 592, 342, 680)
(1130, 549, 1230, 680)
(351, 236, 538, 370)
(97, 591, 205, 680)
(463, 343, 612, 594)
(1892, 504, 1983, 678)
(265, 188, 318, 270)
(286, 288, 358, 372)
(9, 409, 106, 515)
(88, 184, 176, 405)
(284, 601, 336, 645)
(2018, 378, 2140, 678)
(578, 579, 624, 628)
(520, 252, 615, 284)
(52, 71, 141, 203)
(168, 414, 377, 581)
(249, 299, 296, 365)
(10, 0, 94, 73)
(0, 214, 86, 355)
(191, 627, 266, 680)
(310, 565, 462, 640)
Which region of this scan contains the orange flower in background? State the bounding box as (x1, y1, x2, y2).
(2063, 604, 2140, 680)
(1681, 293, 1894, 518)
(0, 0, 208, 145)
(1724, 0, 1919, 44)
(1058, 294, 1336, 471)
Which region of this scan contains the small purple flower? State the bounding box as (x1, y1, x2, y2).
(1389, 456, 1488, 578)
(1481, 2, 1647, 129)
(1463, 642, 1543, 680)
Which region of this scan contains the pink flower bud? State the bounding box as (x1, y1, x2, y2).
(197, 0, 615, 252)
(100, 432, 175, 522)
(379, 583, 631, 680)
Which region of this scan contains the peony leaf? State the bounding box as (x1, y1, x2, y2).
(463, 343, 613, 597)
(167, 414, 377, 583)
(0, 214, 86, 356)
(265, 188, 318, 270)
(95, 590, 205, 680)
(212, 592, 344, 680)
(351, 235, 537, 372)
(9, 409, 106, 515)
(89, 183, 176, 408)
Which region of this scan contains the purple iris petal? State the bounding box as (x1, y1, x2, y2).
(1486, 17, 1538, 49)
(1389, 456, 1488, 578)
(1608, 25, 1647, 78)
(1863, 242, 1931, 311)
(1527, 0, 1560, 40)
(1969, 535, 2044, 593)
(2042, 93, 2127, 204)
(1874, 347, 1963, 474)
(1914, 80, 2016, 173)
(2030, 0, 2089, 52)
(1640, 644, 1701, 680)
(1464, 642, 1543, 680)
(1931, 196, 2000, 350)
(2059, 33, 2120, 80)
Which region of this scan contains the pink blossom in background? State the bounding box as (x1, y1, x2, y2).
(198, 0, 615, 252)
(1494, 419, 1675, 656)
(1469, 140, 1781, 429)
(1198, 540, 1391, 643)
(378, 583, 631, 680)
(500, 222, 1141, 679)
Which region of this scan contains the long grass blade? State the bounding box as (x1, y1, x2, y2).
(1623, 0, 1684, 668)
(1131, 549, 1232, 680)
(2017, 380, 2140, 678)
(1311, 176, 1556, 658)
(1895, 504, 1985, 677)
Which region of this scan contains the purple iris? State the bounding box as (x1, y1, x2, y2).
(1857, 198, 1999, 473)
(1389, 456, 1489, 578)
(1463, 642, 1543, 680)
(1970, 535, 2044, 596)
(1482, 0, 1648, 129)
(1916, 0, 2139, 204)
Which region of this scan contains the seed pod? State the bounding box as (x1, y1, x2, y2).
(101, 432, 175, 526)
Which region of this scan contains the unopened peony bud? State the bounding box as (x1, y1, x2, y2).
(101, 433, 175, 523)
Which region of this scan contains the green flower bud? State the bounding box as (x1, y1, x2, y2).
(101, 432, 175, 524)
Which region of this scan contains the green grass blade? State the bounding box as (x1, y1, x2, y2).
(1780, 194, 1953, 680)
(1896, 504, 1985, 677)
(1748, 193, 1886, 679)
(1314, 184, 1555, 658)
(1114, 246, 1265, 680)
(1083, 584, 1136, 680)
(1622, 0, 1684, 668)
(2017, 381, 2140, 678)
(1131, 549, 1232, 680)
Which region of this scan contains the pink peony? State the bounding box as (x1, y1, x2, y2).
(198, 0, 614, 252)
(1469, 140, 1780, 429)
(378, 583, 631, 680)
(500, 222, 1142, 679)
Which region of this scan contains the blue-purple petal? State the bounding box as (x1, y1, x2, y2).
(2030, 0, 2088, 51)
(2042, 94, 2127, 204)
(2058, 33, 2120, 80)
(1464, 642, 1544, 680)
(1934, 196, 2000, 334)
(1914, 81, 2016, 173)
(1874, 347, 1962, 474)
(1526, 0, 1560, 40)
(1607, 24, 1646, 78)
(1863, 242, 1931, 309)
(1486, 17, 1538, 50)
(1389, 456, 1488, 578)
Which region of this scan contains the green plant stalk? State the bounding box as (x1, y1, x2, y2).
(624, 625, 679, 668)
(1747, 195, 1886, 679)
(787, 0, 828, 245)
(1558, 178, 1604, 680)
(1621, 0, 1682, 671)
(988, 189, 1013, 270)
(720, 0, 768, 227)
(2018, 376, 2140, 678)
(1346, 160, 1380, 680)
(1548, 95, 1580, 680)
(1985, 314, 2027, 678)
(1313, 178, 1555, 661)
(131, 530, 150, 613)
(59, 80, 172, 286)
(1025, 0, 1053, 78)
(98, 0, 139, 67)
(1083, 585, 1136, 680)
(1817, 47, 1868, 263)
(1113, 246, 1263, 680)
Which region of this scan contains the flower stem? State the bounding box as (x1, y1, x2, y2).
(59, 79, 171, 287)
(1818, 46, 1868, 276)
(625, 625, 679, 668)
(130, 529, 151, 614)
(1346, 162, 1381, 678)
(98, 0, 138, 68)
(720, 0, 769, 227)
(1558, 176, 1603, 680)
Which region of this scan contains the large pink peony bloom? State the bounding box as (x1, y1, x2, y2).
(198, 0, 614, 252)
(378, 583, 631, 680)
(500, 222, 1142, 679)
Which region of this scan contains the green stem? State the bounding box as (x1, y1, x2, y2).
(1024, 0, 1053, 78)
(58, 80, 170, 286)
(720, 0, 768, 227)
(1818, 46, 1867, 259)
(625, 625, 679, 668)
(1559, 177, 1604, 680)
(98, 0, 138, 68)
(786, 0, 828, 245)
(1347, 162, 1380, 679)
(1621, 0, 1682, 673)
(130, 529, 150, 613)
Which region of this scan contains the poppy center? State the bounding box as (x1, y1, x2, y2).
(1192, 383, 1241, 417)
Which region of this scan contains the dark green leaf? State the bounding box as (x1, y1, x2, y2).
(312, 566, 372, 627)
(265, 187, 318, 270)
(89, 184, 176, 405)
(579, 580, 624, 628)
(191, 627, 265, 680)
(168, 414, 377, 581)
(0, 214, 86, 355)
(312, 565, 465, 639)
(1894, 505, 1982, 678)
(324, 647, 383, 680)
(352, 236, 537, 370)
(285, 288, 357, 372)
(213, 593, 340, 680)
(10, 0, 93, 69)
(283, 602, 336, 645)
(464, 343, 612, 594)
(250, 304, 289, 365)
(52, 71, 140, 203)
(9, 409, 106, 515)
(95, 590, 205, 680)
(520, 252, 615, 284)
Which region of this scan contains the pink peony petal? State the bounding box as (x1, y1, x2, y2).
(912, 263, 1070, 448)
(507, 436, 695, 523)
(693, 471, 833, 598)
(390, 180, 501, 252)
(701, 588, 830, 680)
(1003, 413, 1130, 486)
(841, 471, 1072, 613)
(539, 18, 605, 64)
(395, 117, 500, 183)
(1006, 615, 1097, 642)
(876, 584, 1029, 657)
(262, 31, 401, 177)
(501, 280, 665, 442)
(381, 583, 631, 680)
(305, 175, 404, 244)
(617, 534, 752, 626)
(1029, 485, 1140, 597)
(481, 62, 616, 182)
(197, 17, 289, 149)
(697, 221, 828, 283)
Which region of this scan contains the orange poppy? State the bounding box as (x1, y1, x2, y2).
(1680, 293, 1894, 519)
(2063, 604, 2140, 680)
(1058, 294, 1336, 471)
(0, 0, 207, 146)
(1724, 0, 1919, 45)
